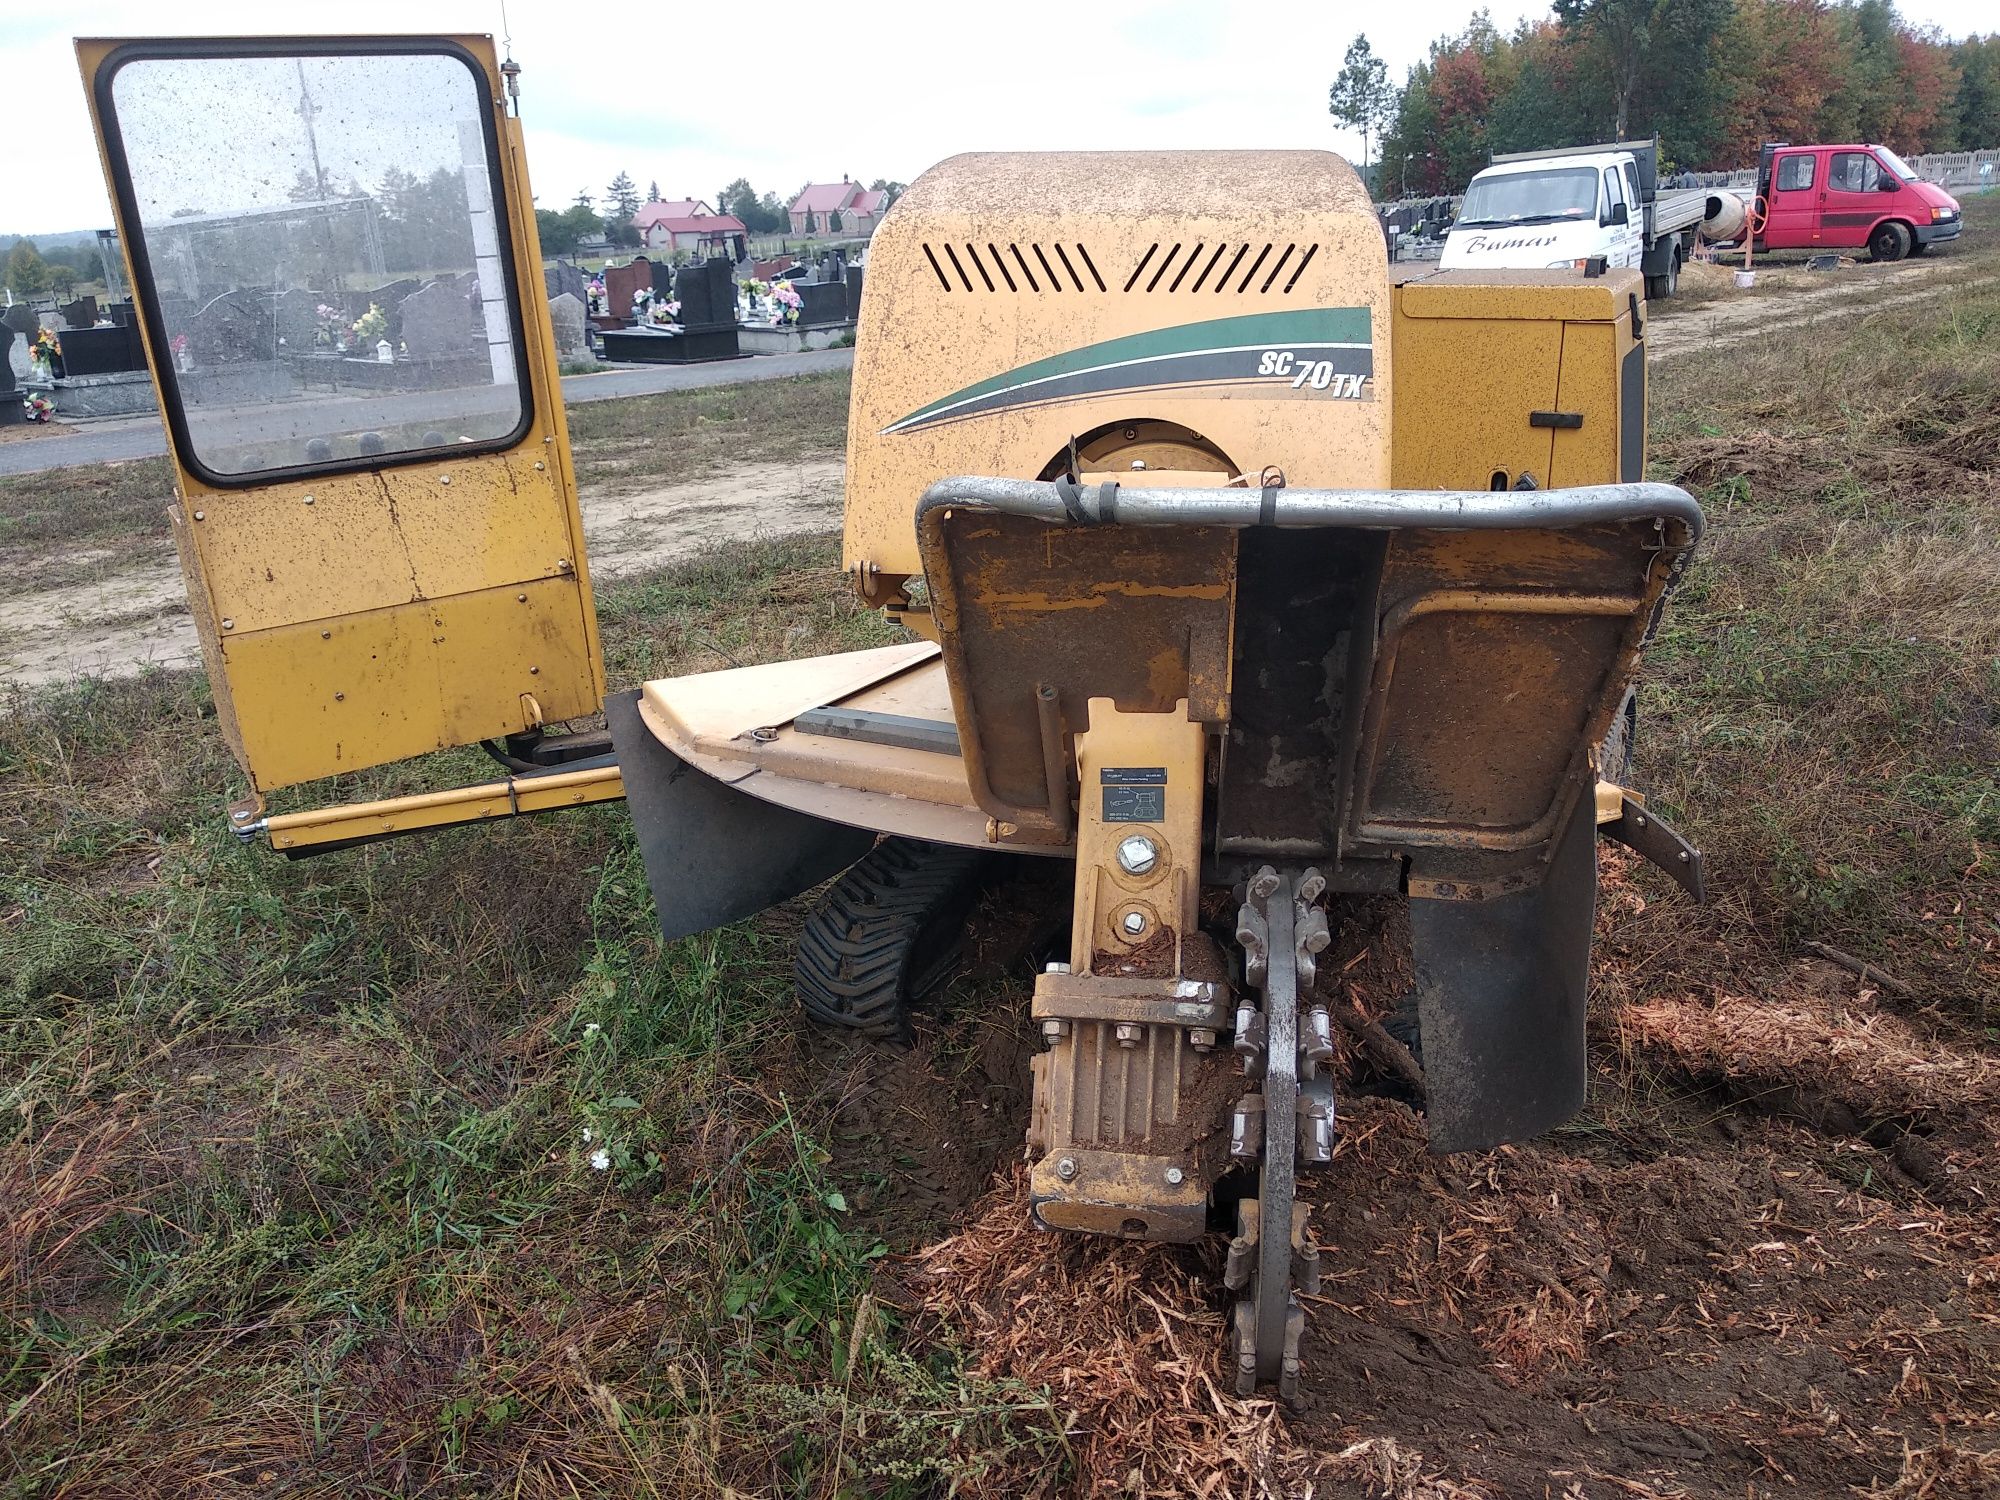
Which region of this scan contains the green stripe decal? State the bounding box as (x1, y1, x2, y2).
(887, 308, 1372, 433)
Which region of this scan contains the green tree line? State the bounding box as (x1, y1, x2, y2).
(1361, 0, 1999, 197)
(4, 239, 108, 298)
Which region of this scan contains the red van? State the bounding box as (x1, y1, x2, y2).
(1753, 142, 1963, 262)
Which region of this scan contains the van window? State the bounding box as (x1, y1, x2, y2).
(1830, 151, 1884, 193)
(1621, 162, 1642, 211)
(1775, 154, 1816, 193)
(1602, 167, 1624, 222)
(1875, 146, 1920, 182)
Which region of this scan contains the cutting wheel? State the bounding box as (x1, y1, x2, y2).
(1227, 866, 1328, 1404)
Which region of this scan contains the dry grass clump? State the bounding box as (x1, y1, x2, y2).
(913, 1166, 1306, 1498)
(1620, 990, 2000, 1121)
(1859, 1438, 2000, 1498)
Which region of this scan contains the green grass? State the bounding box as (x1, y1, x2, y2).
(0, 535, 1060, 1497)
(565, 372, 850, 496)
(1639, 253, 2000, 1013)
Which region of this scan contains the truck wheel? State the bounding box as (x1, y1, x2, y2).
(1645, 247, 1680, 301)
(1868, 221, 1912, 263)
(794, 837, 989, 1038)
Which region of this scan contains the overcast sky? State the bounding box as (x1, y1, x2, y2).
(6, 0, 1994, 235)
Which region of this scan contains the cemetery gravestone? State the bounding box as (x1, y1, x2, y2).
(544, 262, 587, 307)
(400, 279, 476, 360)
(274, 288, 320, 352)
(845, 265, 865, 323)
(603, 258, 653, 317)
(3, 305, 36, 385)
(672, 260, 734, 330)
(0, 323, 19, 409)
(548, 292, 589, 364)
(188, 293, 269, 365)
(797, 279, 846, 327)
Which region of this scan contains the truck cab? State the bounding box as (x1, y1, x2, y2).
(1440, 148, 1647, 276)
(1436, 140, 1709, 298)
(1756, 143, 1961, 261)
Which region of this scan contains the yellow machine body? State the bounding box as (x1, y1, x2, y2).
(77, 35, 603, 797)
(86, 50, 1703, 1400)
(844, 152, 1391, 603)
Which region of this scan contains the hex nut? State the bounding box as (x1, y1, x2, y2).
(1116, 834, 1159, 875)
(1189, 1027, 1218, 1052)
(1041, 1018, 1070, 1042)
(1055, 1156, 1078, 1181)
(1165, 1166, 1185, 1186)
(1121, 910, 1148, 936)
(1114, 1022, 1143, 1048)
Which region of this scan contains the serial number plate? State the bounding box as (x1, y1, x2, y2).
(1102, 766, 1166, 823)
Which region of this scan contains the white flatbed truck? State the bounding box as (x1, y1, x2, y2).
(1439, 139, 1712, 299)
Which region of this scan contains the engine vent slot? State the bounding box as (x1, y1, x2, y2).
(1123, 242, 1320, 293)
(920, 240, 1313, 293)
(918, 242, 1106, 292)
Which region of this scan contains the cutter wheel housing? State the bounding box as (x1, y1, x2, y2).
(76, 47, 1708, 1407)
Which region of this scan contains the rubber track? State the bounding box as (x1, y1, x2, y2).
(795, 837, 989, 1037)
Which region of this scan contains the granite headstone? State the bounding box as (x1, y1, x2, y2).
(273, 288, 320, 351)
(187, 292, 269, 365)
(544, 262, 587, 306)
(400, 278, 476, 358)
(548, 292, 589, 363)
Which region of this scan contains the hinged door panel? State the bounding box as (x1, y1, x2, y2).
(78, 35, 602, 791)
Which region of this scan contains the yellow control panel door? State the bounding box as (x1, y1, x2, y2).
(77, 36, 601, 793)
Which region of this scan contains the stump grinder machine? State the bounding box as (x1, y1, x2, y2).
(81, 34, 1706, 1398)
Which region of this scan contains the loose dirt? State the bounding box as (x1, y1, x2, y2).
(0, 457, 844, 689)
(888, 862, 2000, 1498)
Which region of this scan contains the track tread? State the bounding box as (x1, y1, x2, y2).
(795, 837, 988, 1037)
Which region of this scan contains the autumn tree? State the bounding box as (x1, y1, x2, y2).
(5, 239, 49, 297)
(1954, 35, 2000, 149)
(1329, 35, 1397, 186)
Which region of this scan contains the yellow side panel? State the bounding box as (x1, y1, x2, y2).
(1547, 320, 1629, 489)
(1390, 268, 1642, 492)
(1390, 308, 1560, 490)
(219, 577, 598, 789)
(184, 451, 580, 635)
(76, 36, 603, 795)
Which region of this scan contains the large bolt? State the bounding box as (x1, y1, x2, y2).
(1055, 1156, 1078, 1181)
(1165, 1166, 1185, 1186)
(1189, 1027, 1218, 1052)
(1041, 1018, 1069, 1042)
(1044, 961, 1071, 974)
(1116, 834, 1159, 875)
(1121, 910, 1148, 937)
(1113, 1022, 1143, 1048)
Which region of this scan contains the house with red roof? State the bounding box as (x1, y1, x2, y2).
(631, 199, 747, 255)
(788, 179, 891, 237)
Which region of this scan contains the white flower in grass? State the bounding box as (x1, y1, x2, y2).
(581, 1127, 593, 1143)
(583, 1022, 600, 1036)
(590, 1148, 611, 1171)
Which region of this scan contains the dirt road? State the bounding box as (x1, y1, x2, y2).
(5, 249, 1991, 690)
(0, 458, 844, 689)
(1650, 251, 1986, 359)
